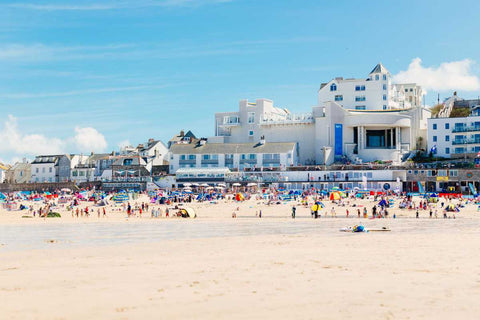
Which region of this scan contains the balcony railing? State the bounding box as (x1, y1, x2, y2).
(259, 112, 314, 125)
(452, 126, 480, 133)
(452, 139, 480, 145)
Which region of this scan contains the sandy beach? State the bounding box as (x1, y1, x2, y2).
(1, 195, 479, 319)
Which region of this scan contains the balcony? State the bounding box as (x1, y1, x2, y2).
(452, 126, 480, 133)
(259, 113, 314, 126)
(452, 139, 480, 145)
(218, 118, 240, 127)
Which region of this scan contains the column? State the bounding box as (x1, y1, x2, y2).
(396, 127, 401, 150)
(390, 128, 394, 149)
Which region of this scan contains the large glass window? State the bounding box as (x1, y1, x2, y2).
(355, 85, 365, 91)
(366, 129, 395, 148)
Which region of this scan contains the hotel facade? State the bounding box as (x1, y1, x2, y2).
(213, 63, 430, 166)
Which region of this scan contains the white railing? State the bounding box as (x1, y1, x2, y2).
(259, 112, 314, 125)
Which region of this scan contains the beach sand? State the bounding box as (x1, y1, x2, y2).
(0, 195, 479, 319)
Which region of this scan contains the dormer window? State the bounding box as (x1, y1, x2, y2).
(330, 83, 337, 91)
(375, 75, 379, 80)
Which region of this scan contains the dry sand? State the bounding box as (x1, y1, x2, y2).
(0, 196, 479, 319)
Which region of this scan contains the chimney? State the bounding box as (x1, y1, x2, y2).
(199, 139, 207, 146)
(180, 130, 185, 137)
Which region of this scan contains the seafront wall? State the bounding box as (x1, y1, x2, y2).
(0, 182, 77, 193)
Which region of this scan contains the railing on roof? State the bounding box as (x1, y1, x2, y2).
(259, 112, 314, 125)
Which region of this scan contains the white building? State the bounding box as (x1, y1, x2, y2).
(169, 139, 298, 173)
(137, 139, 169, 172)
(214, 63, 429, 165)
(427, 96, 480, 158)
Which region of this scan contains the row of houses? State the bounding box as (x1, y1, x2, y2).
(3, 139, 169, 185)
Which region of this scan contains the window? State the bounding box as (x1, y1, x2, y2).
(72, 171, 78, 177)
(334, 95, 343, 101)
(49, 167, 52, 173)
(383, 84, 387, 90)
(382, 74, 387, 80)
(355, 85, 365, 91)
(225, 154, 234, 159)
(249, 130, 254, 136)
(188, 155, 196, 160)
(355, 96, 366, 102)
(383, 105, 387, 110)
(123, 159, 133, 166)
(445, 135, 450, 142)
(382, 94, 387, 101)
(445, 123, 449, 130)
(247, 112, 255, 124)
(42, 168, 45, 173)
(405, 88, 408, 92)
(249, 154, 256, 160)
(355, 106, 366, 110)
(433, 123, 437, 130)
(180, 155, 186, 160)
(375, 75, 379, 80)
(433, 136, 437, 142)
(202, 154, 210, 160)
(36, 168, 39, 173)
(330, 83, 337, 91)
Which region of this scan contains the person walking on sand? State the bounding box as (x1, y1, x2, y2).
(331, 206, 336, 218)
(292, 206, 296, 219)
(357, 208, 361, 218)
(103, 207, 106, 217)
(416, 208, 419, 219)
(363, 207, 368, 218)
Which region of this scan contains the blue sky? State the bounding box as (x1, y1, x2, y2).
(1, 0, 480, 162)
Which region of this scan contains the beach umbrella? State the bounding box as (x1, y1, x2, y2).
(200, 183, 209, 187)
(205, 186, 214, 190)
(316, 201, 325, 208)
(247, 183, 257, 187)
(217, 183, 226, 187)
(192, 183, 199, 187)
(232, 183, 241, 187)
(183, 183, 192, 187)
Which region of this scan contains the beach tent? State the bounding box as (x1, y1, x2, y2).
(330, 191, 341, 201)
(446, 204, 460, 212)
(235, 193, 245, 201)
(180, 207, 196, 218)
(378, 199, 388, 207)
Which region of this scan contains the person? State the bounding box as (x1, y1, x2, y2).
(346, 209, 349, 218)
(291, 206, 296, 219)
(259, 210, 262, 218)
(363, 207, 368, 219)
(372, 206, 376, 218)
(434, 208, 438, 219)
(429, 208, 432, 218)
(416, 208, 419, 218)
(357, 209, 360, 218)
(331, 206, 336, 218)
(103, 207, 106, 217)
(166, 208, 169, 217)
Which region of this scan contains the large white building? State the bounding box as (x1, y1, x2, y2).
(427, 96, 480, 158)
(169, 139, 298, 173)
(214, 63, 429, 165)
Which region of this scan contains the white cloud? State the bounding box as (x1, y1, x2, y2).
(0, 115, 64, 155)
(73, 127, 107, 152)
(393, 58, 480, 92)
(0, 115, 108, 159)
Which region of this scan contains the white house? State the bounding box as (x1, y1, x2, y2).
(137, 139, 169, 172)
(427, 96, 480, 158)
(168, 139, 298, 173)
(213, 63, 429, 165)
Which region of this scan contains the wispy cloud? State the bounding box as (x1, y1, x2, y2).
(0, 84, 171, 99)
(6, 0, 233, 11)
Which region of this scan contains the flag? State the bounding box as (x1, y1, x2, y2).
(430, 145, 437, 154)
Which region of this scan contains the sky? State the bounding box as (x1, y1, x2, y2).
(1, 0, 480, 163)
